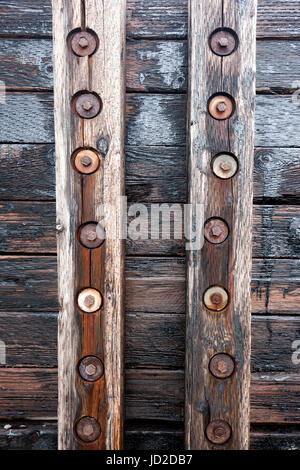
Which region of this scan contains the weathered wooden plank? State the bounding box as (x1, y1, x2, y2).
(1, 421, 299, 451)
(53, 0, 126, 450)
(0, 369, 299, 424)
(0, 256, 298, 315)
(1, 93, 300, 148)
(1, 145, 299, 204)
(1, 202, 299, 259)
(2, 39, 300, 93)
(185, 0, 256, 449)
(0, 1, 299, 38)
(0, 312, 299, 373)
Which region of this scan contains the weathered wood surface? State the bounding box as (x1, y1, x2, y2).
(1, 202, 299, 258)
(0, 368, 298, 425)
(185, 0, 256, 450)
(0, 256, 299, 314)
(0, 1, 299, 38)
(1, 145, 299, 204)
(1, 93, 300, 148)
(1, 312, 299, 373)
(1, 422, 299, 451)
(53, 0, 126, 450)
(2, 39, 300, 93)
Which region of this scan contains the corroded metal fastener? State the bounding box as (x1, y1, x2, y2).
(77, 288, 103, 313)
(208, 95, 234, 120)
(75, 417, 101, 443)
(74, 149, 100, 174)
(209, 353, 235, 379)
(78, 222, 105, 249)
(210, 29, 237, 56)
(204, 218, 228, 244)
(75, 93, 102, 119)
(70, 30, 97, 57)
(206, 420, 232, 445)
(203, 286, 229, 311)
(78, 356, 104, 382)
(212, 154, 238, 179)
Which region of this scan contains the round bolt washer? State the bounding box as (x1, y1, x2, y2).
(75, 417, 101, 443)
(77, 288, 103, 313)
(75, 93, 102, 119)
(204, 218, 229, 244)
(78, 222, 105, 249)
(74, 149, 100, 174)
(203, 286, 229, 311)
(71, 31, 97, 57)
(210, 29, 237, 56)
(209, 353, 235, 379)
(78, 356, 104, 382)
(212, 154, 238, 179)
(208, 95, 234, 120)
(206, 420, 232, 445)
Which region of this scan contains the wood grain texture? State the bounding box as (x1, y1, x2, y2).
(1, 422, 300, 451)
(0, 1, 299, 38)
(52, 0, 126, 450)
(1, 93, 300, 148)
(185, 0, 256, 450)
(1, 144, 299, 204)
(2, 311, 299, 373)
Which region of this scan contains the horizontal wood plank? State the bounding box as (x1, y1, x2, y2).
(1, 202, 300, 258)
(1, 93, 300, 148)
(0, 1, 299, 38)
(0, 256, 298, 315)
(2, 312, 299, 373)
(2, 39, 299, 93)
(1, 145, 299, 204)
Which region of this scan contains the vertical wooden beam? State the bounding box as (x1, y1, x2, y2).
(52, 0, 126, 450)
(185, 0, 256, 450)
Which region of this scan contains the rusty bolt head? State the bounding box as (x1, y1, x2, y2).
(78, 356, 104, 382)
(212, 154, 238, 180)
(208, 95, 234, 120)
(203, 286, 229, 311)
(77, 288, 103, 313)
(204, 218, 229, 244)
(79, 222, 105, 249)
(209, 353, 235, 379)
(75, 417, 101, 443)
(206, 420, 232, 445)
(210, 29, 237, 56)
(74, 93, 102, 119)
(73, 149, 100, 175)
(70, 31, 97, 57)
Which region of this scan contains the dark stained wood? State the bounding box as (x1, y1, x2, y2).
(1, 145, 299, 204)
(0, 1, 299, 39)
(1, 202, 300, 259)
(0, 256, 298, 315)
(1, 421, 299, 451)
(1, 39, 300, 94)
(1, 93, 300, 148)
(1, 312, 299, 373)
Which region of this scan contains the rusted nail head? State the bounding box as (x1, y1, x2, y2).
(78, 356, 104, 382)
(211, 293, 222, 305)
(75, 417, 101, 443)
(219, 160, 232, 172)
(81, 155, 93, 167)
(79, 36, 89, 48)
(218, 37, 229, 47)
(217, 101, 227, 112)
(209, 354, 235, 379)
(206, 420, 232, 445)
(204, 219, 228, 244)
(84, 294, 95, 308)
